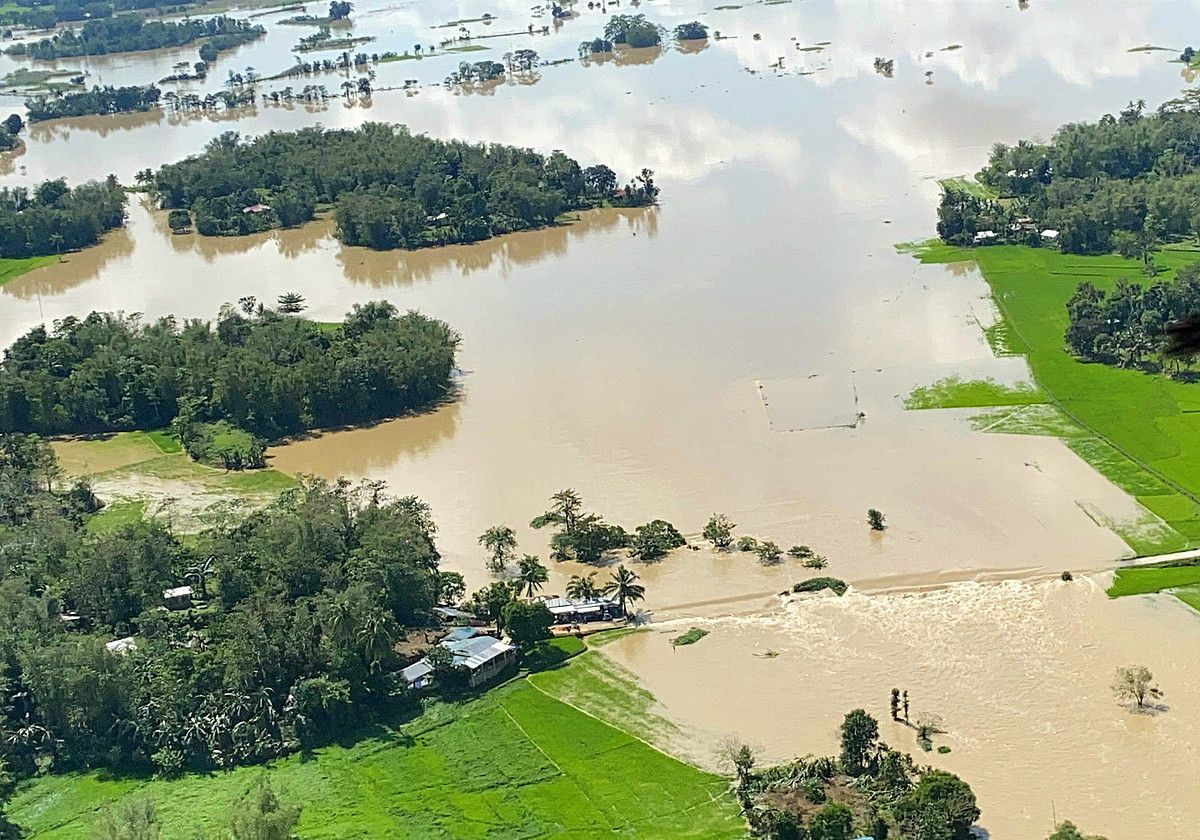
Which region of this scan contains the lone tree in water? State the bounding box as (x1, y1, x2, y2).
(703, 513, 736, 549)
(902, 690, 910, 722)
(755, 540, 783, 566)
(890, 688, 901, 721)
(1112, 665, 1162, 709)
(867, 508, 886, 531)
(531, 488, 583, 534)
(479, 525, 517, 574)
(276, 291, 306, 313)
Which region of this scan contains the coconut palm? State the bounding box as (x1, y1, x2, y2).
(356, 610, 398, 672)
(516, 554, 548, 597)
(603, 565, 645, 613)
(566, 572, 599, 600)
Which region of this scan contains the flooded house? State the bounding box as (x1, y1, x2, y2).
(538, 595, 625, 624)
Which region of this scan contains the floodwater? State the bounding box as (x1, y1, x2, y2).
(4, 2, 1200, 834)
(605, 577, 1200, 839)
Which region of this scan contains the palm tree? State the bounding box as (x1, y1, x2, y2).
(478, 525, 517, 573)
(566, 572, 599, 600)
(516, 554, 548, 597)
(356, 610, 398, 672)
(185, 556, 216, 599)
(603, 565, 645, 614)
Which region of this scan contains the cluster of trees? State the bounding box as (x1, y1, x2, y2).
(0, 177, 126, 258)
(0, 113, 22, 153)
(603, 13, 664, 48)
(702, 512, 831, 569)
(0, 300, 459, 444)
(673, 21, 708, 41)
(732, 709, 980, 840)
(444, 59, 506, 87)
(7, 15, 264, 60)
(197, 26, 266, 63)
(0, 440, 458, 795)
(1065, 261, 1200, 371)
(0, 0, 207, 28)
(528, 488, 686, 564)
(151, 124, 655, 250)
(25, 84, 160, 123)
(938, 92, 1200, 254)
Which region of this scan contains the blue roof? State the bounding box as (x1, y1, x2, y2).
(442, 626, 483, 643)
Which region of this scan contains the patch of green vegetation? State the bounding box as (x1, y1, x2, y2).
(523, 635, 586, 672)
(0, 255, 57, 285)
(1173, 584, 1200, 611)
(936, 176, 997, 201)
(379, 44, 487, 62)
(792, 576, 848, 596)
(84, 499, 147, 534)
(144, 429, 182, 454)
(0, 67, 80, 92)
(909, 242, 1200, 554)
(529, 651, 682, 751)
(586, 626, 646, 648)
(904, 376, 1046, 410)
(1127, 44, 1173, 53)
(670, 627, 709, 647)
(1108, 564, 1200, 598)
(9, 662, 742, 839)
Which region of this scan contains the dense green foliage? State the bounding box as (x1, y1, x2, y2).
(0, 440, 447, 788)
(740, 710, 979, 840)
(0, 0, 207, 29)
(673, 21, 709, 40)
(0, 177, 126, 258)
(152, 124, 656, 249)
(793, 577, 848, 596)
(0, 113, 22, 153)
(1065, 261, 1200, 368)
(180, 420, 266, 470)
(0, 300, 459, 440)
(7, 656, 744, 838)
(7, 16, 263, 60)
(25, 84, 160, 123)
(603, 14, 664, 48)
(937, 92, 1200, 254)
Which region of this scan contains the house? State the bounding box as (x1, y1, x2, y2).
(1041, 228, 1059, 240)
(972, 230, 997, 244)
(400, 628, 516, 690)
(105, 637, 137, 655)
(538, 595, 625, 625)
(432, 605, 475, 623)
(162, 585, 193, 610)
(242, 203, 272, 214)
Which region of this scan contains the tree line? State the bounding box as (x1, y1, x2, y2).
(6, 15, 263, 60)
(937, 91, 1200, 255)
(0, 436, 460, 800)
(1065, 260, 1200, 371)
(0, 177, 126, 258)
(0, 0, 208, 29)
(150, 123, 658, 250)
(25, 84, 160, 123)
(0, 300, 460, 443)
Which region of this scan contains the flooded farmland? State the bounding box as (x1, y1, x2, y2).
(5, 1, 1200, 836)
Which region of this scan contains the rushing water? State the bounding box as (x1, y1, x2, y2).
(4, 3, 1200, 835)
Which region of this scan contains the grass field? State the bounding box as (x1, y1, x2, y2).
(0, 256, 58, 285)
(1108, 563, 1200, 612)
(909, 242, 1200, 555)
(904, 376, 1047, 410)
(52, 431, 297, 531)
(8, 652, 744, 839)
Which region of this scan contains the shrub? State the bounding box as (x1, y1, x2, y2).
(793, 577, 847, 596)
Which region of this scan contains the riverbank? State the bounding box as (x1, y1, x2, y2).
(905, 241, 1200, 556)
(7, 639, 744, 838)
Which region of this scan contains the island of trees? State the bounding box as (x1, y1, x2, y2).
(6, 15, 264, 60)
(0, 301, 459, 468)
(150, 124, 659, 249)
(25, 84, 160, 122)
(0, 0, 210, 30)
(937, 91, 1200, 255)
(0, 113, 23, 152)
(0, 177, 126, 258)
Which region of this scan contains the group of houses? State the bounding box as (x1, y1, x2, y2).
(400, 593, 627, 691)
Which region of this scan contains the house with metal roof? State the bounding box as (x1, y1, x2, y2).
(400, 628, 516, 690)
(537, 595, 625, 624)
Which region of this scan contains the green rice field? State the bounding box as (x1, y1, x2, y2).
(7, 650, 744, 839)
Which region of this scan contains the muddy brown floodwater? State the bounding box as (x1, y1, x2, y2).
(4, 1, 1200, 836)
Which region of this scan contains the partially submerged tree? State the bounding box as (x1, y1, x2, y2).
(478, 525, 517, 574)
(703, 513, 736, 549)
(867, 508, 886, 531)
(838, 709, 879, 776)
(1112, 665, 1162, 709)
(755, 540, 783, 566)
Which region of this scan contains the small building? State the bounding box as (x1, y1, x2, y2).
(162, 585, 193, 610)
(538, 595, 625, 625)
(242, 203, 272, 214)
(432, 605, 475, 623)
(972, 230, 997, 244)
(105, 637, 137, 655)
(400, 629, 516, 690)
(1040, 228, 1059, 240)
